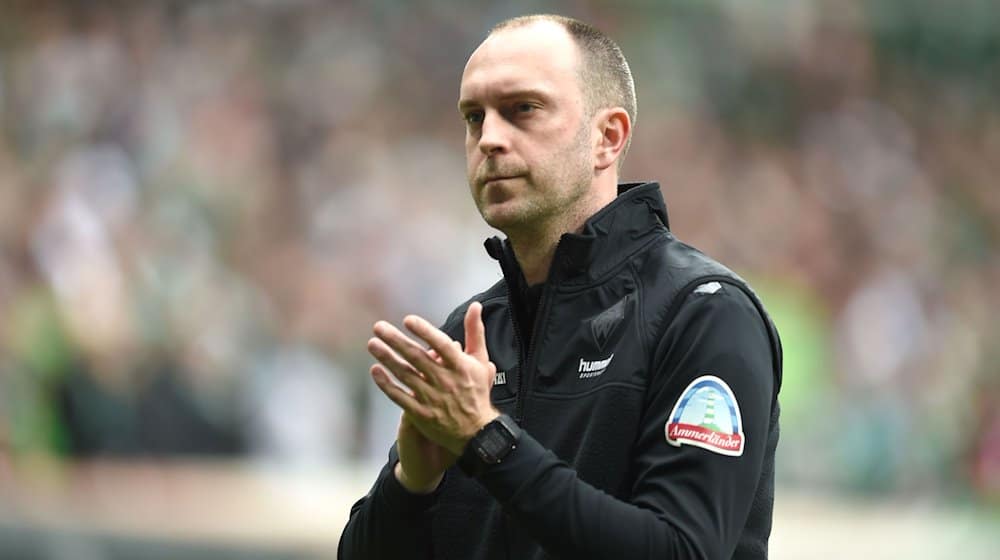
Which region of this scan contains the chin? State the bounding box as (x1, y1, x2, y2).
(480, 203, 529, 231)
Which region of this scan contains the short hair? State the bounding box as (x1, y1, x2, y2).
(490, 14, 637, 166)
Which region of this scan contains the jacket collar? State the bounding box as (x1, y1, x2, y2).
(484, 181, 669, 284)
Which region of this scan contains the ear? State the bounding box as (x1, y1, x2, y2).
(593, 107, 631, 171)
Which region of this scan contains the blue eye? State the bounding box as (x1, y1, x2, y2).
(516, 103, 535, 113)
(465, 111, 484, 125)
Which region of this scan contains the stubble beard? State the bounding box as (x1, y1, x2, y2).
(471, 125, 593, 235)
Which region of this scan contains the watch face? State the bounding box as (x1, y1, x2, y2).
(478, 418, 516, 464)
(459, 415, 519, 476)
(476, 445, 496, 463)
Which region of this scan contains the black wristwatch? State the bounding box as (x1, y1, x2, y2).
(458, 414, 520, 478)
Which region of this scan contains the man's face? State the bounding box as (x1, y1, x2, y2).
(459, 22, 594, 232)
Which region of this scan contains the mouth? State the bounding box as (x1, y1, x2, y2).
(481, 174, 523, 186)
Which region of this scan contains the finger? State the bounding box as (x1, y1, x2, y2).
(372, 354, 436, 400)
(373, 321, 442, 378)
(371, 364, 434, 420)
(428, 343, 459, 364)
(463, 301, 489, 362)
(401, 314, 464, 366)
(367, 338, 436, 397)
(372, 363, 415, 397)
(428, 348, 441, 363)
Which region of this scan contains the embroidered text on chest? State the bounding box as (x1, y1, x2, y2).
(578, 354, 614, 378)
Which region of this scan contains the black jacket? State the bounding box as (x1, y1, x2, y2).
(339, 182, 782, 560)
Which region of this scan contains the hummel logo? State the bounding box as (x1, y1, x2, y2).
(493, 370, 507, 386)
(579, 354, 614, 379)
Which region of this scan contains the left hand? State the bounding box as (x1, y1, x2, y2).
(368, 302, 500, 456)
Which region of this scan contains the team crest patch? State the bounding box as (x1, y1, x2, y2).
(665, 375, 745, 456)
(590, 295, 628, 351)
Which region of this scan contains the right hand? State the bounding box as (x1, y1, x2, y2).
(382, 311, 496, 494)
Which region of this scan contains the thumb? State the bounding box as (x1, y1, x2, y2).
(463, 301, 489, 362)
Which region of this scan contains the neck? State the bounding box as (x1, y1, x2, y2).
(506, 176, 618, 285)
(507, 226, 562, 286)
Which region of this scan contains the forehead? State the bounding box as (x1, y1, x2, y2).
(459, 21, 582, 104)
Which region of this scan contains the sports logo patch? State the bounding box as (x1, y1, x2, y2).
(578, 354, 613, 379)
(590, 295, 628, 351)
(665, 375, 744, 456)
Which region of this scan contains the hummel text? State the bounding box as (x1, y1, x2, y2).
(578, 354, 614, 379)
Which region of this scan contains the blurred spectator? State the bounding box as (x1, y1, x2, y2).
(0, 0, 996, 506)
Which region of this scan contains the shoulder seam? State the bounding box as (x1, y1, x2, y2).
(660, 275, 783, 402)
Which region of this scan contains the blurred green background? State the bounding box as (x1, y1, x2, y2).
(0, 0, 998, 558)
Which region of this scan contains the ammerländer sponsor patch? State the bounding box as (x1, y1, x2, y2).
(665, 375, 745, 457)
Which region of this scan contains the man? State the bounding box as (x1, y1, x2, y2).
(339, 14, 782, 560)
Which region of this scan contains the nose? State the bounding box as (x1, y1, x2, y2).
(478, 112, 510, 157)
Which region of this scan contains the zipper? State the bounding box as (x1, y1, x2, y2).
(514, 280, 552, 425)
(504, 280, 526, 384)
(494, 237, 565, 560)
(501, 239, 562, 425)
(497, 250, 528, 422)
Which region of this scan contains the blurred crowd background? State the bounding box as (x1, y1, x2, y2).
(0, 0, 998, 542)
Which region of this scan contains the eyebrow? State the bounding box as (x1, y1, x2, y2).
(457, 87, 553, 113)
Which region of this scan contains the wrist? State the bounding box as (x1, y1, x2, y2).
(455, 409, 502, 454)
(475, 409, 501, 435)
(394, 461, 444, 495)
(458, 413, 521, 478)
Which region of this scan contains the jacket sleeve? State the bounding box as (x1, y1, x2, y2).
(475, 285, 777, 559)
(337, 443, 443, 559)
(337, 305, 479, 560)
